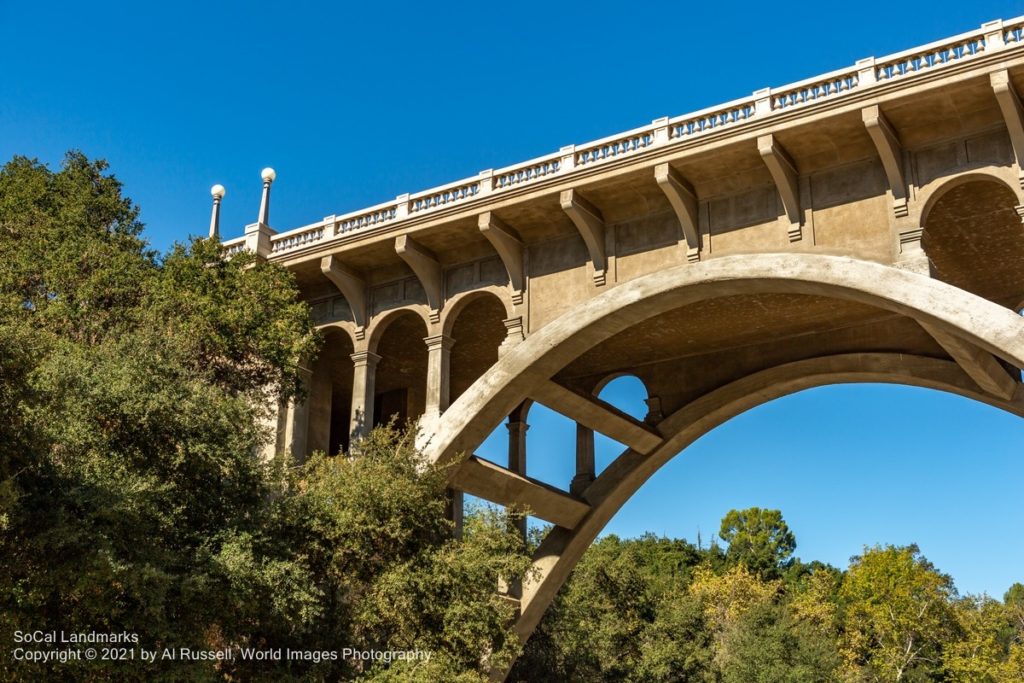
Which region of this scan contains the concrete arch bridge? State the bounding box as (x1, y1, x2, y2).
(219, 18, 1024, 677)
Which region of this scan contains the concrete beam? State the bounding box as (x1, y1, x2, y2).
(862, 105, 909, 217)
(530, 380, 662, 453)
(450, 455, 590, 529)
(395, 234, 443, 322)
(920, 321, 1018, 400)
(320, 255, 367, 339)
(757, 134, 802, 242)
(991, 70, 1024, 189)
(478, 212, 525, 304)
(559, 189, 607, 286)
(654, 163, 700, 262)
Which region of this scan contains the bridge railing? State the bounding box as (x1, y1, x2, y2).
(225, 16, 1024, 259)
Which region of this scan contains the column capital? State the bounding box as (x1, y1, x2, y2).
(506, 419, 530, 434)
(350, 350, 382, 368)
(423, 333, 455, 351)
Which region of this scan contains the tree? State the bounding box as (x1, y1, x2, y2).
(0, 153, 529, 681)
(945, 596, 1020, 683)
(718, 507, 797, 578)
(717, 601, 841, 683)
(838, 545, 958, 682)
(0, 152, 318, 680)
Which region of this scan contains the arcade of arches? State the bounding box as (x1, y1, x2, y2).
(264, 58, 1024, 677)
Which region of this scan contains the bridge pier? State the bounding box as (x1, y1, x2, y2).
(349, 350, 380, 443)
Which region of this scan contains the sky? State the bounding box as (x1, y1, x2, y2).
(2, 1, 1023, 597)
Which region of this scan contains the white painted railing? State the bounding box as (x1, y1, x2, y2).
(874, 27, 989, 83)
(223, 238, 247, 256)
(575, 125, 657, 166)
(670, 98, 756, 139)
(493, 153, 561, 189)
(223, 16, 1024, 257)
(337, 201, 398, 234)
(771, 69, 860, 111)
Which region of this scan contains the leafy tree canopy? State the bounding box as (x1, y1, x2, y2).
(718, 507, 797, 578)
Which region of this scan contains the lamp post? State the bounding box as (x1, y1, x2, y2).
(209, 184, 226, 239)
(258, 167, 276, 226)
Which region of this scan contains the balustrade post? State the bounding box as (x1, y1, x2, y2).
(244, 221, 275, 259)
(477, 169, 494, 197)
(856, 57, 877, 86)
(652, 116, 670, 146)
(983, 20, 1006, 50)
(753, 88, 773, 117)
(395, 193, 410, 219)
(560, 145, 576, 173)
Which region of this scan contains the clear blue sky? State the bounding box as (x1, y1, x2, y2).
(2, 1, 1022, 597)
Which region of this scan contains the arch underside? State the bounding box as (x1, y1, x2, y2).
(417, 252, 1024, 676)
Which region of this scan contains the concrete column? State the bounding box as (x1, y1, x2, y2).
(644, 395, 665, 424)
(349, 350, 381, 443)
(500, 406, 531, 598)
(570, 423, 595, 496)
(423, 334, 454, 421)
(507, 414, 529, 543)
(282, 365, 313, 462)
(446, 489, 464, 539)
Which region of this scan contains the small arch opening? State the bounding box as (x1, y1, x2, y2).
(308, 328, 354, 456)
(922, 178, 1024, 307)
(373, 310, 428, 427)
(449, 294, 508, 404)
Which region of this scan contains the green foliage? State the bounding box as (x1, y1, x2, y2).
(517, 520, 1022, 683)
(718, 601, 841, 683)
(838, 544, 958, 682)
(0, 153, 532, 682)
(719, 507, 797, 578)
(3, 153, 1022, 682)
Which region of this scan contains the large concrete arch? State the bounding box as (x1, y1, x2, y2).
(424, 253, 1024, 469)
(416, 253, 1024, 679)
(510, 352, 1024, 655)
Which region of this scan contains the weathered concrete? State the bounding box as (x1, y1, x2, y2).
(218, 19, 1024, 679)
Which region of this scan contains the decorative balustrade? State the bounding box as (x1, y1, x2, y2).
(271, 223, 326, 254)
(219, 16, 1024, 257)
(494, 154, 562, 189)
(771, 71, 859, 111)
(576, 127, 656, 166)
(409, 179, 481, 214)
(875, 33, 987, 83)
(223, 238, 247, 257)
(337, 203, 398, 234)
(670, 99, 757, 139)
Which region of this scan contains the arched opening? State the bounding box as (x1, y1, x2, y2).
(509, 381, 1024, 681)
(449, 293, 508, 404)
(593, 374, 649, 475)
(373, 310, 428, 427)
(417, 253, 1024, 668)
(922, 178, 1024, 307)
(308, 328, 354, 456)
